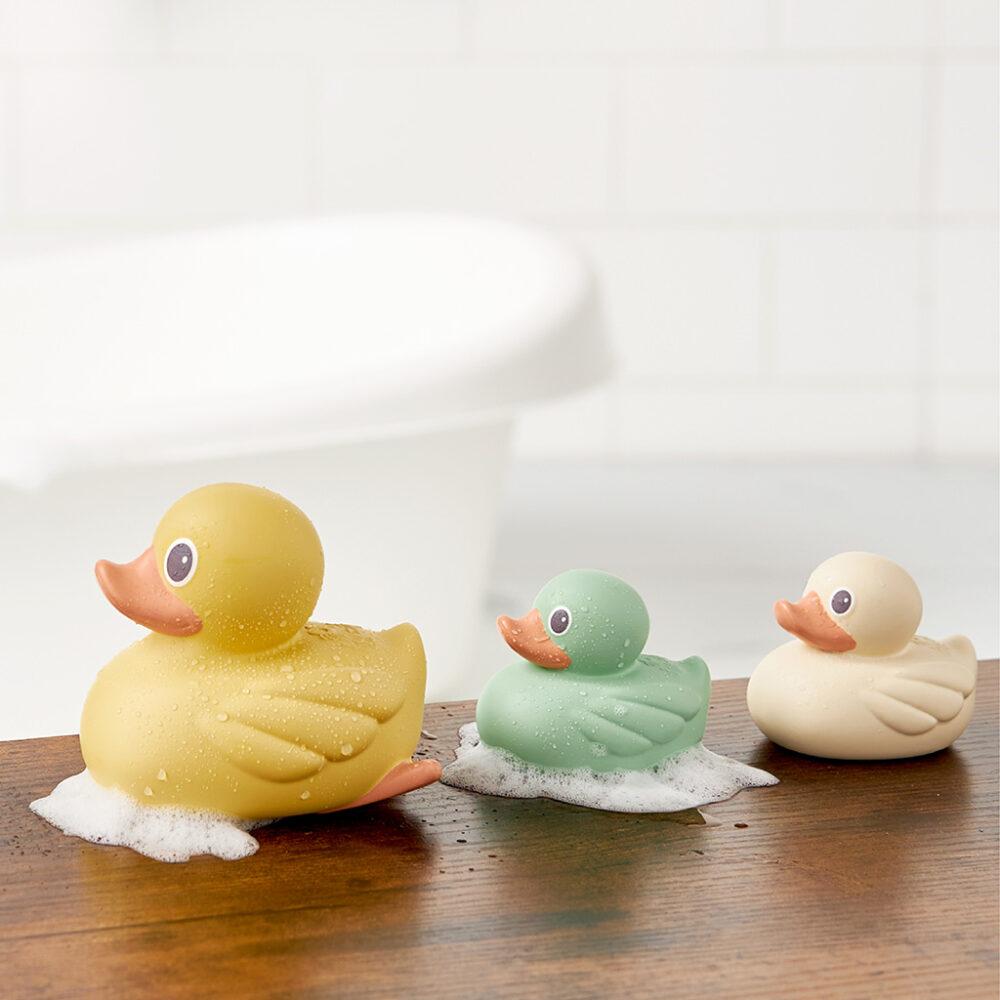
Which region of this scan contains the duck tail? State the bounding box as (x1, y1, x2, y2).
(676, 654, 712, 694)
(382, 622, 428, 690)
(677, 654, 709, 675)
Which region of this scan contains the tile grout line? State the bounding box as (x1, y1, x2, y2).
(523, 212, 1000, 231)
(2, 47, 997, 73)
(616, 371, 996, 392)
(457, 0, 478, 57)
(158, 0, 174, 60)
(767, 0, 786, 49)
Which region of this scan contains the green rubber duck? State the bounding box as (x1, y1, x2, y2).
(476, 569, 711, 772)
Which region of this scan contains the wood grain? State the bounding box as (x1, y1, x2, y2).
(1, 664, 996, 1000)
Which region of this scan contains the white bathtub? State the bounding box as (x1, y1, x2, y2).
(0, 214, 608, 739)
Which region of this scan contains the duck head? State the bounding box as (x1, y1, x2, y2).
(497, 569, 649, 675)
(95, 483, 324, 652)
(774, 551, 922, 657)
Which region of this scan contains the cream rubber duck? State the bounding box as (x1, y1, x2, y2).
(746, 552, 977, 760)
(81, 483, 440, 819)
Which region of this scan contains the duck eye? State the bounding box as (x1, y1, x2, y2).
(830, 589, 853, 615)
(164, 538, 197, 586)
(548, 606, 571, 635)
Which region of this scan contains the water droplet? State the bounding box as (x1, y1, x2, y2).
(300, 790, 311, 800)
(157, 769, 167, 781)
(350, 670, 362, 683)
(341, 743, 354, 756)
(217, 712, 229, 722)
(143, 786, 154, 797)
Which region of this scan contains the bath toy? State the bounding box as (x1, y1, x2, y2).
(746, 552, 977, 760)
(64, 483, 440, 824)
(442, 569, 777, 812)
(479, 569, 710, 770)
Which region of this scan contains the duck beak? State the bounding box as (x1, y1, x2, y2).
(497, 609, 571, 669)
(774, 590, 855, 652)
(95, 546, 202, 637)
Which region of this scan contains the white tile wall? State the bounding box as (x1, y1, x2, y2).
(623, 65, 924, 214)
(512, 386, 615, 459)
(937, 65, 1000, 213)
(932, 229, 1000, 375)
(942, 0, 1000, 48)
(0, 69, 11, 219)
(0, 0, 996, 461)
(928, 387, 1000, 457)
(20, 67, 310, 220)
(0, 0, 162, 57)
(170, 0, 464, 57)
(318, 66, 610, 214)
(563, 229, 762, 379)
(473, 0, 771, 53)
(782, 0, 932, 49)
(775, 231, 923, 377)
(618, 385, 921, 457)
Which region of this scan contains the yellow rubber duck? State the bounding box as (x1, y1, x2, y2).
(746, 552, 977, 760)
(81, 483, 440, 819)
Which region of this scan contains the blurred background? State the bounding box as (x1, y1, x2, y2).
(0, 1, 997, 736)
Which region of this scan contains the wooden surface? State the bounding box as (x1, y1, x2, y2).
(2, 664, 997, 1000)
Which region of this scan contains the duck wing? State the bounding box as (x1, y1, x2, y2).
(861, 640, 977, 736)
(572, 656, 708, 756)
(198, 663, 408, 783)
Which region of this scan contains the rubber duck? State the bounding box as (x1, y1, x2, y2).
(476, 569, 711, 771)
(746, 551, 977, 760)
(80, 483, 440, 819)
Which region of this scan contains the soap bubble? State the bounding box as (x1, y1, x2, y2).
(30, 770, 271, 862)
(442, 724, 778, 814)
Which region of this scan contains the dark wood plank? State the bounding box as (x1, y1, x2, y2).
(1, 665, 996, 1000)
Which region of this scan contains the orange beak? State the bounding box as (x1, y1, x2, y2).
(774, 590, 855, 652)
(95, 546, 202, 637)
(497, 609, 571, 669)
